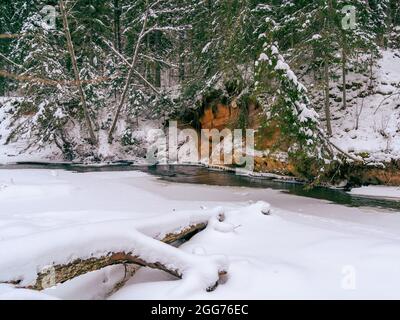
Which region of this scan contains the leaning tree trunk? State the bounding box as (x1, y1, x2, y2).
(323, 0, 333, 136)
(154, 31, 162, 88)
(59, 0, 97, 145)
(114, 0, 122, 53)
(113, 0, 122, 100)
(178, 33, 185, 82)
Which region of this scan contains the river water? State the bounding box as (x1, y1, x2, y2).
(1, 162, 399, 211)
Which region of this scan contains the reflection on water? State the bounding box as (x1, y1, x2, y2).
(2, 162, 400, 211)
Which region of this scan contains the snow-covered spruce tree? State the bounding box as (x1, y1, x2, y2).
(7, 0, 123, 157)
(270, 0, 385, 131)
(0, 1, 12, 96)
(177, 0, 272, 118)
(336, 0, 383, 105)
(388, 0, 400, 48)
(390, 0, 400, 29)
(8, 8, 79, 158)
(255, 42, 330, 179)
(0, 0, 14, 95)
(367, 0, 390, 45)
(8, 0, 114, 158)
(0, 0, 36, 95)
(254, 1, 335, 134)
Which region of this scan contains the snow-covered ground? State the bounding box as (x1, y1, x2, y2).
(328, 49, 400, 162)
(349, 185, 400, 200)
(0, 97, 162, 164)
(0, 97, 61, 164)
(1, 169, 400, 300)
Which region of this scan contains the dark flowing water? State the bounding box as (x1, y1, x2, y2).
(1, 162, 400, 211)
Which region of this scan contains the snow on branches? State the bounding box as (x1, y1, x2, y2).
(255, 42, 322, 151)
(255, 41, 364, 168)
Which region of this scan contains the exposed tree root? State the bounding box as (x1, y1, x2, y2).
(106, 264, 140, 298)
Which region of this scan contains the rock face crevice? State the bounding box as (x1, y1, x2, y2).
(196, 101, 295, 176)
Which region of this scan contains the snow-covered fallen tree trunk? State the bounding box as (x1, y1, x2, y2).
(0, 211, 228, 292)
(28, 223, 210, 291)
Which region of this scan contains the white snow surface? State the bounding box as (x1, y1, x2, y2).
(0, 97, 61, 163)
(349, 185, 400, 200)
(0, 169, 400, 299)
(0, 97, 164, 164)
(328, 49, 400, 162)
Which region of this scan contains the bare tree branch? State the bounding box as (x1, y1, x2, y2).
(0, 52, 24, 70)
(108, 4, 151, 144)
(139, 53, 179, 68)
(374, 90, 400, 114)
(103, 39, 161, 95)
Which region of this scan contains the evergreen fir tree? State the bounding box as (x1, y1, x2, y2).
(255, 41, 328, 170)
(9, 6, 74, 155)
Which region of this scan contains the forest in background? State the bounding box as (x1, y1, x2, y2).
(0, 0, 400, 181)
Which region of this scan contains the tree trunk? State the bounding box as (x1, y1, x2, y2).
(154, 32, 162, 87)
(155, 63, 161, 88)
(4, 222, 213, 291)
(323, 0, 333, 136)
(179, 33, 185, 82)
(324, 56, 332, 136)
(113, 0, 122, 100)
(369, 52, 374, 89)
(59, 0, 97, 145)
(114, 0, 122, 53)
(341, 39, 347, 110)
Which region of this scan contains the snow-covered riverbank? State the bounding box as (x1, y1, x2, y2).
(1, 169, 400, 299)
(349, 185, 400, 200)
